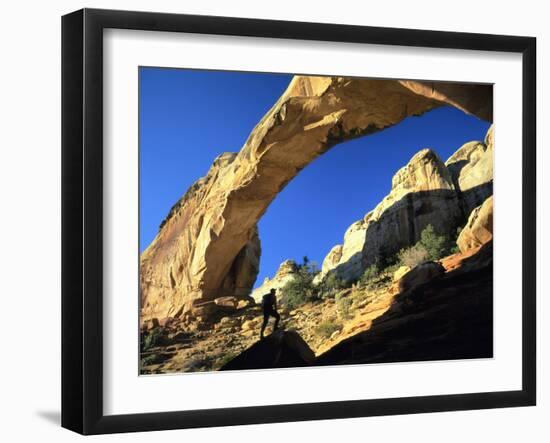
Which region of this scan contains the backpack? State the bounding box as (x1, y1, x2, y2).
(262, 292, 274, 307)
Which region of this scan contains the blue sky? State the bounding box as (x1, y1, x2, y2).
(139, 67, 490, 287)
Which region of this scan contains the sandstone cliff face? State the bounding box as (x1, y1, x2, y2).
(250, 260, 299, 303)
(314, 125, 494, 284)
(446, 125, 494, 215)
(140, 152, 261, 320)
(140, 75, 492, 323)
(315, 148, 464, 283)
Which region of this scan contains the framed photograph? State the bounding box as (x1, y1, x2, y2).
(61, 8, 536, 435)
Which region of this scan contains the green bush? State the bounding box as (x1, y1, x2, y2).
(142, 327, 163, 351)
(315, 319, 342, 339)
(419, 224, 448, 260)
(280, 256, 320, 309)
(360, 263, 379, 286)
(140, 354, 158, 367)
(282, 279, 312, 310)
(397, 224, 453, 268)
(318, 272, 349, 298)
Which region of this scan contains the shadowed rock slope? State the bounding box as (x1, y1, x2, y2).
(316, 241, 493, 366)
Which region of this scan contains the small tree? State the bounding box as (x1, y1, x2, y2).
(280, 256, 320, 309)
(418, 224, 448, 261)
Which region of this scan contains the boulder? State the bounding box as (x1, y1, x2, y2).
(213, 296, 239, 309)
(220, 329, 316, 370)
(140, 75, 492, 323)
(398, 261, 445, 293)
(237, 297, 255, 309)
(393, 266, 411, 282)
(457, 196, 494, 253)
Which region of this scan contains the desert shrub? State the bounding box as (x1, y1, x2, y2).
(140, 354, 158, 367)
(418, 224, 448, 261)
(315, 319, 342, 339)
(397, 224, 453, 267)
(398, 244, 429, 268)
(360, 263, 379, 286)
(318, 272, 349, 298)
(281, 256, 320, 309)
(300, 256, 320, 276)
(142, 327, 163, 351)
(335, 292, 353, 318)
(282, 280, 311, 310)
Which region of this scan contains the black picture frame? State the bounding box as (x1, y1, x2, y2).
(61, 8, 537, 435)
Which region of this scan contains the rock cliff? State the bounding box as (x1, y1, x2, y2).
(316, 161, 456, 281)
(446, 125, 494, 214)
(317, 148, 461, 282)
(140, 75, 492, 324)
(312, 125, 494, 284)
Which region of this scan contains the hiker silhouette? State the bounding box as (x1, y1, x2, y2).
(260, 288, 280, 339)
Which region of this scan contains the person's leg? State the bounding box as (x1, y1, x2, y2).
(273, 311, 281, 330)
(260, 313, 269, 338)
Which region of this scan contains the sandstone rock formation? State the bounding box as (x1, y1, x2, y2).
(315, 148, 464, 283)
(457, 196, 494, 253)
(140, 75, 492, 324)
(250, 260, 299, 303)
(446, 125, 494, 214)
(313, 125, 494, 284)
(317, 241, 493, 366)
(397, 261, 445, 292)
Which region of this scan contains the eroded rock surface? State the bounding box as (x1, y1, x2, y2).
(315, 148, 464, 282)
(140, 76, 492, 323)
(314, 125, 494, 284)
(457, 196, 494, 253)
(446, 125, 494, 214)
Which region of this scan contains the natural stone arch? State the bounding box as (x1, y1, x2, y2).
(140, 75, 492, 323)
